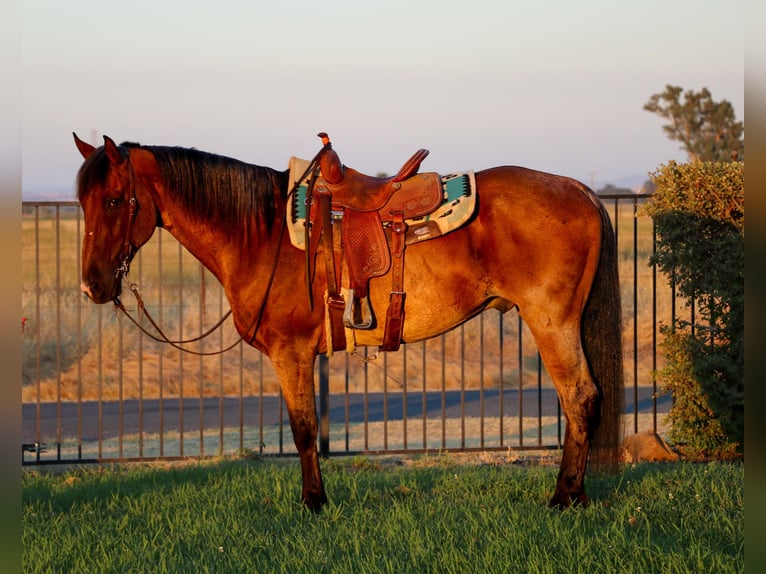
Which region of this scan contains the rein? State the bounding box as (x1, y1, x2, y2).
(111, 141, 331, 356)
(115, 285, 238, 355)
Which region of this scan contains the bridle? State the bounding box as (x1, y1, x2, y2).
(113, 158, 139, 286)
(109, 142, 330, 357)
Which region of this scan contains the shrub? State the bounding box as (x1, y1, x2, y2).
(645, 160, 744, 459)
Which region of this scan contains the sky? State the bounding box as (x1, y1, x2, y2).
(20, 0, 744, 198)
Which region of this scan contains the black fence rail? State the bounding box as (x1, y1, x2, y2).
(21, 195, 682, 465)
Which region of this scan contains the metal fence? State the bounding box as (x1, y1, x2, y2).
(21, 195, 682, 465)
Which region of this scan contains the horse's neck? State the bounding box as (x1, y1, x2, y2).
(156, 190, 286, 287)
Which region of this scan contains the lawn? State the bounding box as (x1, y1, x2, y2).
(23, 455, 743, 573)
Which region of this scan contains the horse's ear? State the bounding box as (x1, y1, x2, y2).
(103, 135, 125, 166)
(73, 132, 96, 159)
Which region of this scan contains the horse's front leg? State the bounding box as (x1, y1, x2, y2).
(271, 352, 327, 511)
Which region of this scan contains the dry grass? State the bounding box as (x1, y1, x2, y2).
(22, 199, 686, 403)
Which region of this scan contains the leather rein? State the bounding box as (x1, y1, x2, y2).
(111, 144, 330, 356)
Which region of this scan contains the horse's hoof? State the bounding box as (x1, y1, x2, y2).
(548, 492, 589, 510)
(302, 492, 328, 513)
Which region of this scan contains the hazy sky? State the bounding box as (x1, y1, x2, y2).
(21, 0, 743, 197)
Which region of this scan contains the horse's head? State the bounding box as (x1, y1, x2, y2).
(74, 133, 159, 304)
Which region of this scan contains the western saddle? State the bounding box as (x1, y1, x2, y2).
(306, 133, 443, 353)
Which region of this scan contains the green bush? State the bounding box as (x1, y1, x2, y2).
(645, 160, 744, 459)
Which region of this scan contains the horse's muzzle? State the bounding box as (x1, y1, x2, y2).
(81, 277, 121, 304)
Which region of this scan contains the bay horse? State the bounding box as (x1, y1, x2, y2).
(73, 133, 623, 510)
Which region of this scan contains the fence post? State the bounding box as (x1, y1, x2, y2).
(318, 354, 330, 457)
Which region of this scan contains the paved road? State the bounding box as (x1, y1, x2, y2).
(23, 387, 670, 442)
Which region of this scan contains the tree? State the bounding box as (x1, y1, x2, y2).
(644, 85, 744, 162)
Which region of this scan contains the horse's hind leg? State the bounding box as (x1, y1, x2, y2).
(523, 313, 600, 508)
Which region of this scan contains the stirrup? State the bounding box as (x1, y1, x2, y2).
(343, 290, 376, 329)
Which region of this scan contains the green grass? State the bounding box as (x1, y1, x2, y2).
(23, 457, 743, 573)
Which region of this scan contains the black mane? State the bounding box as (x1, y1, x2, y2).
(77, 142, 288, 236)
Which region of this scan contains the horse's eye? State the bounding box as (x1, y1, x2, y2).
(106, 198, 122, 210)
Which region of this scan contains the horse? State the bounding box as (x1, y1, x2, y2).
(73, 133, 624, 510)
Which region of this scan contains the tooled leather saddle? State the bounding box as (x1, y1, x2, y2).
(305, 133, 443, 353)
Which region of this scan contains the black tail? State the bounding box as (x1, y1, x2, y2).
(583, 201, 624, 472)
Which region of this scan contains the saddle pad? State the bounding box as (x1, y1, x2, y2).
(286, 156, 477, 250)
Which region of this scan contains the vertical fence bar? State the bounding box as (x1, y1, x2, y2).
(318, 353, 330, 457)
(498, 313, 504, 447)
(632, 197, 639, 434)
(652, 217, 658, 430)
(363, 346, 370, 450)
(536, 353, 543, 446)
(517, 315, 523, 448)
(178, 242, 184, 457)
(260, 351, 266, 454)
(460, 324, 466, 449)
(239, 341, 245, 453)
(278, 372, 284, 454)
(97, 304, 103, 459)
(137, 251, 144, 457)
(671, 269, 676, 331)
(345, 353, 351, 452)
(76, 209, 83, 459)
(55, 207, 61, 459)
(421, 340, 427, 449)
(264, 358, 271, 454)
(479, 312, 485, 448)
(118, 278, 124, 459)
(218, 283, 225, 456)
(690, 298, 696, 338)
(383, 353, 389, 450)
(199, 263, 205, 457)
(34, 206, 41, 461)
(158, 230, 165, 456)
(402, 346, 408, 450)
(440, 333, 446, 449)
